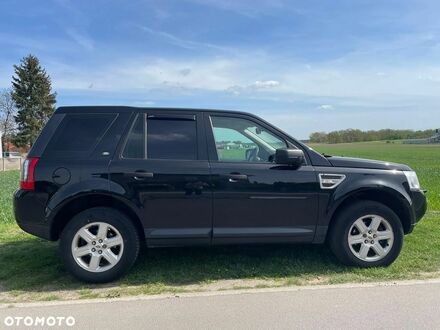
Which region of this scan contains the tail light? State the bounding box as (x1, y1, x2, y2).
(20, 157, 39, 190)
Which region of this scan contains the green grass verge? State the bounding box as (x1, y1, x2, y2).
(0, 170, 19, 225)
(0, 142, 439, 302)
(0, 212, 439, 302)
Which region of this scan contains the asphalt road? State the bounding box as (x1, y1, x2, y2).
(1, 281, 440, 329)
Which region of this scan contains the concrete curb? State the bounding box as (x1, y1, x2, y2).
(2, 278, 440, 309)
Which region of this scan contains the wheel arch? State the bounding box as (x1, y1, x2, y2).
(49, 193, 144, 242)
(326, 188, 414, 236)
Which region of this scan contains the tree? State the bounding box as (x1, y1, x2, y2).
(0, 89, 17, 152)
(309, 132, 328, 143)
(309, 128, 435, 144)
(12, 54, 56, 148)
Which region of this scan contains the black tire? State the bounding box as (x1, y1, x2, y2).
(328, 201, 404, 267)
(59, 207, 140, 283)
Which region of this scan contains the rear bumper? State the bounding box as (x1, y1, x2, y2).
(14, 189, 53, 240)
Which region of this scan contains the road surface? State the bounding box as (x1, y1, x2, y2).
(1, 281, 440, 329)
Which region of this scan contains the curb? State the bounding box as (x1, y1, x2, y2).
(2, 278, 440, 309)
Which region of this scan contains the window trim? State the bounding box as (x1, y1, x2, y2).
(147, 114, 196, 121)
(120, 112, 200, 161)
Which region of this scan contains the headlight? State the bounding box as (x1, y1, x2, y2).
(403, 171, 420, 190)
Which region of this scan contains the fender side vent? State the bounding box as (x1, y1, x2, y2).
(319, 173, 346, 189)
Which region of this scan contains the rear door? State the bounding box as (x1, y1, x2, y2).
(108, 110, 212, 246)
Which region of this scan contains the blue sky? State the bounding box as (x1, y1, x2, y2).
(1, 0, 439, 138)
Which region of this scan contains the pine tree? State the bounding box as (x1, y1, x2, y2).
(12, 54, 56, 147)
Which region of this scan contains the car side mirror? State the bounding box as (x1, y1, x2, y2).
(275, 148, 305, 167)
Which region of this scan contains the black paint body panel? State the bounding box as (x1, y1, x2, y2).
(328, 156, 412, 171)
(209, 163, 318, 243)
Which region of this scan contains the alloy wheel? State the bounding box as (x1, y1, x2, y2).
(71, 222, 124, 272)
(347, 214, 394, 262)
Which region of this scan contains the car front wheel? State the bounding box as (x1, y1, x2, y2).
(59, 207, 140, 283)
(328, 201, 404, 267)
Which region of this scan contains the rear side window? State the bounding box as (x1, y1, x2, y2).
(147, 117, 197, 160)
(122, 114, 198, 160)
(44, 114, 115, 158)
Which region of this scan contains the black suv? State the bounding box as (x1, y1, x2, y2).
(14, 106, 427, 282)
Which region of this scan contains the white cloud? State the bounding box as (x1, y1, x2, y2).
(50, 58, 242, 92)
(31, 53, 440, 106)
(179, 68, 192, 76)
(139, 26, 232, 53)
(35, 54, 440, 139)
(226, 79, 280, 95)
(226, 85, 242, 95)
(65, 29, 94, 51)
(251, 80, 280, 89)
(317, 104, 334, 110)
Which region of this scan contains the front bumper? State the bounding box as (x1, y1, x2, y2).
(408, 189, 427, 231)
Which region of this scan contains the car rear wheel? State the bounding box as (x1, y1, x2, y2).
(60, 207, 140, 283)
(328, 201, 404, 267)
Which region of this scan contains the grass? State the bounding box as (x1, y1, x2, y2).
(218, 148, 247, 161)
(0, 142, 439, 302)
(0, 171, 18, 225)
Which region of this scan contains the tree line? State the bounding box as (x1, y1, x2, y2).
(309, 128, 435, 144)
(0, 54, 56, 152)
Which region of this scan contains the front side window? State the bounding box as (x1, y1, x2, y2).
(210, 116, 287, 163)
(122, 114, 198, 160)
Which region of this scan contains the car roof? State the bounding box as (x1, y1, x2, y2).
(56, 106, 253, 117)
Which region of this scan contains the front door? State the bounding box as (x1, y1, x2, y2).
(205, 113, 319, 244)
(109, 111, 212, 246)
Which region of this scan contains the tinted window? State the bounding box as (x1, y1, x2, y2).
(93, 112, 131, 159)
(147, 117, 197, 160)
(122, 114, 145, 158)
(44, 114, 115, 158)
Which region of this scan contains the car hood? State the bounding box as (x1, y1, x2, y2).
(327, 156, 411, 171)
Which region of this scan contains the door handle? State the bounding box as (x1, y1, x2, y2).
(228, 173, 248, 182)
(131, 171, 154, 180)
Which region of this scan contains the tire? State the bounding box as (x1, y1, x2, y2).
(59, 207, 140, 283)
(328, 201, 403, 267)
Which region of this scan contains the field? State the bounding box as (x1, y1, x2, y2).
(217, 148, 248, 161)
(0, 142, 439, 303)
